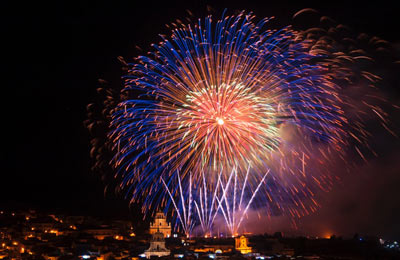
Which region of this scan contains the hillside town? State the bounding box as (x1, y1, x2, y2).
(0, 210, 399, 260)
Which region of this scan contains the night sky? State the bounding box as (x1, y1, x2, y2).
(2, 0, 400, 238)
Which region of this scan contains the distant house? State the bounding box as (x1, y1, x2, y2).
(83, 227, 119, 240)
(42, 251, 61, 260)
(30, 216, 56, 231)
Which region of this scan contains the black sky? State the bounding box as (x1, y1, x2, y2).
(2, 0, 400, 237)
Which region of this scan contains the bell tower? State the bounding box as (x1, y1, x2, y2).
(149, 211, 171, 238)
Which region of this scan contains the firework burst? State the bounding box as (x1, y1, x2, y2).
(86, 9, 394, 235)
(110, 11, 345, 203)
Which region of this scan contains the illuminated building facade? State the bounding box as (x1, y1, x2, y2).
(149, 211, 171, 238)
(235, 235, 252, 254)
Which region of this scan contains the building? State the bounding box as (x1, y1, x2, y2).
(144, 230, 170, 259)
(193, 244, 233, 254)
(149, 211, 171, 238)
(84, 227, 119, 240)
(235, 236, 252, 254)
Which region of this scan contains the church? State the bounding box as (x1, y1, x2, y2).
(144, 230, 171, 259)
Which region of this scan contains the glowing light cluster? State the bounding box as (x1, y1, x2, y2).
(176, 82, 280, 174)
